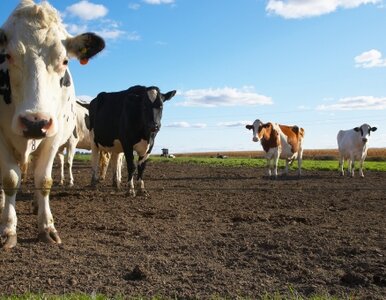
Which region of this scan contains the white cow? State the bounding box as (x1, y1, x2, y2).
(337, 124, 377, 178)
(0, 0, 104, 249)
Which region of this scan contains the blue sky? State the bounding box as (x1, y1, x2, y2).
(2, 0, 386, 153)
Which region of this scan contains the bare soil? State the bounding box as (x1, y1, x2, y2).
(0, 160, 385, 299)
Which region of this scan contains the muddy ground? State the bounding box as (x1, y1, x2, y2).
(0, 160, 385, 299)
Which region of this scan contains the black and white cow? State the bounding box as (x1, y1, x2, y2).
(0, 0, 104, 249)
(89, 85, 176, 196)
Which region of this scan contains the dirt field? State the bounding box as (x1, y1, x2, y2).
(0, 160, 385, 299)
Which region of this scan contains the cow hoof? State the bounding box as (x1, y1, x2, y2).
(127, 189, 136, 197)
(1, 234, 17, 250)
(38, 231, 62, 244)
(137, 189, 150, 197)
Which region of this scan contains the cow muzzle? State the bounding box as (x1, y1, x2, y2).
(19, 114, 53, 139)
(150, 123, 160, 133)
(362, 138, 368, 143)
(253, 137, 259, 142)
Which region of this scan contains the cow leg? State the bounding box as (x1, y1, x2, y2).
(57, 151, 65, 186)
(66, 142, 77, 187)
(350, 157, 355, 177)
(98, 151, 111, 182)
(359, 159, 365, 178)
(339, 156, 345, 176)
(111, 152, 123, 189)
(33, 151, 61, 244)
(136, 156, 149, 196)
(0, 165, 20, 250)
(90, 143, 100, 186)
(124, 151, 136, 197)
(266, 158, 272, 177)
(273, 149, 280, 178)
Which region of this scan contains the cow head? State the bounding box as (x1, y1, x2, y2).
(245, 119, 263, 142)
(0, 1, 104, 139)
(129, 85, 176, 135)
(354, 124, 377, 143)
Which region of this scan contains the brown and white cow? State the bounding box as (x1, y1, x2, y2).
(0, 0, 104, 249)
(246, 119, 305, 178)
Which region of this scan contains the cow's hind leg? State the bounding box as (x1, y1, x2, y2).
(136, 156, 149, 196)
(124, 151, 136, 197)
(111, 152, 123, 189)
(339, 156, 345, 176)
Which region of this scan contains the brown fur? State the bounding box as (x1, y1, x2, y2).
(278, 125, 305, 154)
(258, 123, 280, 152)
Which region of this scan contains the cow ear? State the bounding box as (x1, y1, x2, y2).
(65, 32, 105, 63)
(354, 127, 360, 132)
(163, 90, 177, 102)
(371, 127, 377, 132)
(245, 125, 253, 130)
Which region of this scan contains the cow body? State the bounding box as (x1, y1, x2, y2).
(89, 85, 176, 196)
(246, 119, 305, 178)
(337, 124, 377, 177)
(0, 0, 104, 249)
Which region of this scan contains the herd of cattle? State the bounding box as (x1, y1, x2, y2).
(0, 0, 379, 250)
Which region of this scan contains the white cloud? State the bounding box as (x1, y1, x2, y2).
(217, 121, 251, 127)
(165, 122, 207, 128)
(143, 0, 175, 4)
(178, 86, 272, 107)
(66, 0, 108, 21)
(129, 3, 141, 10)
(355, 49, 386, 68)
(317, 96, 386, 110)
(95, 29, 126, 40)
(65, 23, 88, 35)
(266, 0, 381, 19)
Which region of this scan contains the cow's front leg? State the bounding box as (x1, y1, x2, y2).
(359, 159, 365, 178)
(350, 158, 355, 177)
(136, 156, 149, 196)
(339, 156, 345, 176)
(33, 154, 61, 244)
(0, 167, 21, 250)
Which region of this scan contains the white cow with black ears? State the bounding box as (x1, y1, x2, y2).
(0, 0, 104, 249)
(337, 123, 377, 178)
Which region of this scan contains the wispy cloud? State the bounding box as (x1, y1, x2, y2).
(217, 121, 251, 127)
(129, 3, 141, 10)
(66, 0, 108, 21)
(178, 86, 272, 107)
(165, 122, 207, 128)
(317, 96, 386, 110)
(355, 49, 386, 68)
(266, 0, 381, 19)
(143, 0, 175, 4)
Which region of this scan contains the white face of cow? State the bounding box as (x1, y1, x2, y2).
(0, 1, 104, 139)
(245, 119, 263, 142)
(354, 124, 377, 144)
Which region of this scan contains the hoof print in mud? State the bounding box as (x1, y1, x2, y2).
(124, 265, 147, 281)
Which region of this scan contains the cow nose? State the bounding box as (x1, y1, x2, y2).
(362, 138, 368, 143)
(150, 123, 160, 132)
(19, 114, 53, 139)
(252, 137, 259, 142)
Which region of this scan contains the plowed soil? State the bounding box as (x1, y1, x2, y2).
(0, 160, 385, 299)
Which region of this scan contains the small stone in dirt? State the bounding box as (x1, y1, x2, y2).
(69, 277, 78, 286)
(124, 265, 147, 281)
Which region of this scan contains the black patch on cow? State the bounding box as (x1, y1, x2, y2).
(0, 53, 6, 64)
(73, 126, 78, 139)
(84, 114, 90, 130)
(0, 68, 11, 104)
(60, 70, 71, 87)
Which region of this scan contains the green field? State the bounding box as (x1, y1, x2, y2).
(74, 152, 386, 172)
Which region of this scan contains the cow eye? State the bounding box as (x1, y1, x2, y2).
(63, 59, 69, 66)
(5, 54, 11, 60)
